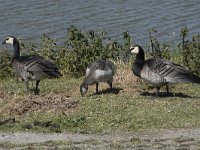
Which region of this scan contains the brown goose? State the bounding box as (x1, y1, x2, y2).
(2, 36, 62, 94)
(129, 45, 200, 96)
(80, 60, 116, 96)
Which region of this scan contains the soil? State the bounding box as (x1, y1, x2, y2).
(1, 128, 200, 149)
(0, 93, 79, 117)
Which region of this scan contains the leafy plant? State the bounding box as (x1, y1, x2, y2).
(178, 27, 200, 76)
(148, 29, 162, 58)
(0, 26, 199, 79)
(0, 49, 13, 79)
(147, 28, 172, 60)
(63, 25, 123, 77)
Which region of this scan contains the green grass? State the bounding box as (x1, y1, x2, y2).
(0, 64, 200, 134)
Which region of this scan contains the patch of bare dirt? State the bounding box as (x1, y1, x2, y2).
(0, 93, 79, 117)
(0, 90, 7, 100)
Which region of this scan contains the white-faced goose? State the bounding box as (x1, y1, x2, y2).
(80, 60, 116, 96)
(129, 45, 200, 96)
(2, 36, 62, 94)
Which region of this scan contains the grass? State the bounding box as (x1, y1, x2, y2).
(0, 61, 200, 134)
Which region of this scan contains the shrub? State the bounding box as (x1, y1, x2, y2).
(0, 26, 199, 79)
(146, 29, 172, 60)
(63, 25, 124, 77)
(177, 27, 200, 76)
(0, 26, 129, 79)
(0, 49, 13, 79)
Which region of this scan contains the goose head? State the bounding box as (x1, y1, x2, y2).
(130, 45, 144, 54)
(2, 36, 17, 45)
(80, 83, 88, 96)
(2, 36, 20, 59)
(129, 45, 145, 61)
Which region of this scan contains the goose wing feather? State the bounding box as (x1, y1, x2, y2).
(88, 60, 116, 73)
(17, 55, 58, 71)
(146, 58, 200, 83)
(15, 55, 61, 78)
(84, 60, 116, 85)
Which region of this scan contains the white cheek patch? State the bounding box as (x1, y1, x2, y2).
(6, 37, 14, 44)
(131, 46, 139, 54)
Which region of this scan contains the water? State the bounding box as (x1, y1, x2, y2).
(0, 0, 199, 46)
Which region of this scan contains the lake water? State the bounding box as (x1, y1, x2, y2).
(0, 0, 199, 46)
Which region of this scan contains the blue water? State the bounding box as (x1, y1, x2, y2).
(0, 0, 199, 46)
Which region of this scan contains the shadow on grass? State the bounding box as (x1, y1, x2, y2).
(0, 118, 16, 126)
(90, 87, 123, 96)
(140, 91, 196, 98)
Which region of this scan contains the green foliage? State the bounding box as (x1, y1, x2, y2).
(177, 27, 200, 76)
(0, 26, 200, 79)
(20, 39, 38, 56)
(122, 31, 133, 62)
(123, 31, 132, 50)
(39, 34, 59, 62)
(20, 34, 59, 62)
(0, 49, 13, 79)
(178, 27, 190, 66)
(63, 25, 123, 77)
(147, 28, 172, 60)
(148, 29, 162, 58)
(160, 43, 172, 60)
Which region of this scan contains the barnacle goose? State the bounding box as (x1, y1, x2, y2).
(130, 45, 200, 96)
(2, 36, 62, 94)
(80, 60, 116, 96)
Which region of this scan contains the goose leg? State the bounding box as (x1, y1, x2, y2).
(156, 87, 160, 97)
(34, 80, 40, 95)
(25, 81, 30, 94)
(166, 85, 169, 95)
(107, 81, 112, 89)
(96, 83, 99, 94)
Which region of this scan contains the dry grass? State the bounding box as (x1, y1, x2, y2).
(113, 60, 144, 93)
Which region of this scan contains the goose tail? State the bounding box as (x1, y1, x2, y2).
(170, 72, 200, 84)
(44, 69, 63, 78)
(190, 74, 200, 83)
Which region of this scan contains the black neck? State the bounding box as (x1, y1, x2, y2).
(11, 41, 20, 64)
(135, 48, 145, 63)
(132, 46, 145, 77)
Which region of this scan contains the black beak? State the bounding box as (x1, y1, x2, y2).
(2, 40, 6, 44)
